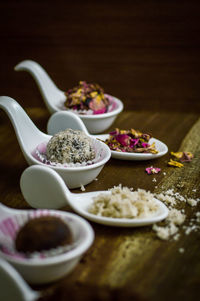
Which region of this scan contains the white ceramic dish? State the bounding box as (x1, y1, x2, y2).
(0, 203, 94, 284)
(15, 60, 124, 134)
(20, 165, 169, 227)
(0, 258, 40, 301)
(47, 111, 168, 161)
(0, 96, 111, 188)
(106, 137, 168, 161)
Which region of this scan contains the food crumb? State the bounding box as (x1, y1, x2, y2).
(152, 178, 157, 182)
(179, 248, 185, 254)
(153, 209, 185, 240)
(187, 198, 198, 207)
(80, 185, 86, 192)
(152, 188, 200, 241)
(196, 212, 200, 222)
(173, 233, 180, 241)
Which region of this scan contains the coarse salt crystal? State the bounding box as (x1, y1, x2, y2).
(187, 198, 197, 207)
(80, 185, 86, 192)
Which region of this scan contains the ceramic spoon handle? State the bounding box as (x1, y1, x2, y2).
(15, 60, 66, 113)
(0, 96, 49, 160)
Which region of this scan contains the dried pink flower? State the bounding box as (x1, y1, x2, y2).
(115, 134, 130, 146)
(145, 166, 161, 175)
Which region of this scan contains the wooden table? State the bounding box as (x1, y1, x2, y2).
(0, 108, 200, 301)
(0, 1, 200, 300)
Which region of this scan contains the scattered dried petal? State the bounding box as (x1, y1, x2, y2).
(146, 166, 161, 175)
(171, 152, 183, 159)
(171, 151, 193, 162)
(168, 159, 184, 168)
(180, 152, 194, 162)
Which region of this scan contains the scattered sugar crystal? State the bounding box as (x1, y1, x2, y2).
(156, 193, 176, 206)
(167, 209, 185, 225)
(152, 187, 200, 241)
(187, 198, 197, 207)
(165, 189, 174, 196)
(153, 223, 178, 240)
(196, 212, 200, 223)
(173, 233, 180, 241)
(80, 185, 86, 192)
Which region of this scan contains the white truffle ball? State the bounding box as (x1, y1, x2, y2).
(46, 129, 95, 164)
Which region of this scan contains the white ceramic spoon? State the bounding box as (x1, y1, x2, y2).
(47, 111, 168, 161)
(14, 60, 124, 134)
(20, 165, 169, 227)
(0, 96, 110, 188)
(0, 203, 94, 284)
(0, 258, 40, 301)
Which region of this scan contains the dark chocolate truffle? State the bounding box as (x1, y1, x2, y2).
(15, 216, 73, 253)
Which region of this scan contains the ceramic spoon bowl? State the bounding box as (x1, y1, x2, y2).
(0, 96, 111, 188)
(15, 60, 124, 134)
(0, 203, 94, 284)
(20, 165, 169, 227)
(47, 111, 168, 161)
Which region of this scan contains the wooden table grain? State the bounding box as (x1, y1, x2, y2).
(0, 1, 200, 300)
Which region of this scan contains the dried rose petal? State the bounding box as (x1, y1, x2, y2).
(170, 151, 183, 159)
(104, 128, 158, 154)
(145, 166, 161, 175)
(171, 151, 193, 164)
(141, 142, 150, 148)
(130, 139, 139, 146)
(64, 81, 109, 114)
(115, 134, 130, 146)
(88, 97, 107, 114)
(93, 108, 107, 114)
(109, 130, 117, 136)
(168, 159, 183, 168)
(180, 152, 194, 162)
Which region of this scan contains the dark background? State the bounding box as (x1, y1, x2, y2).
(0, 0, 200, 113)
